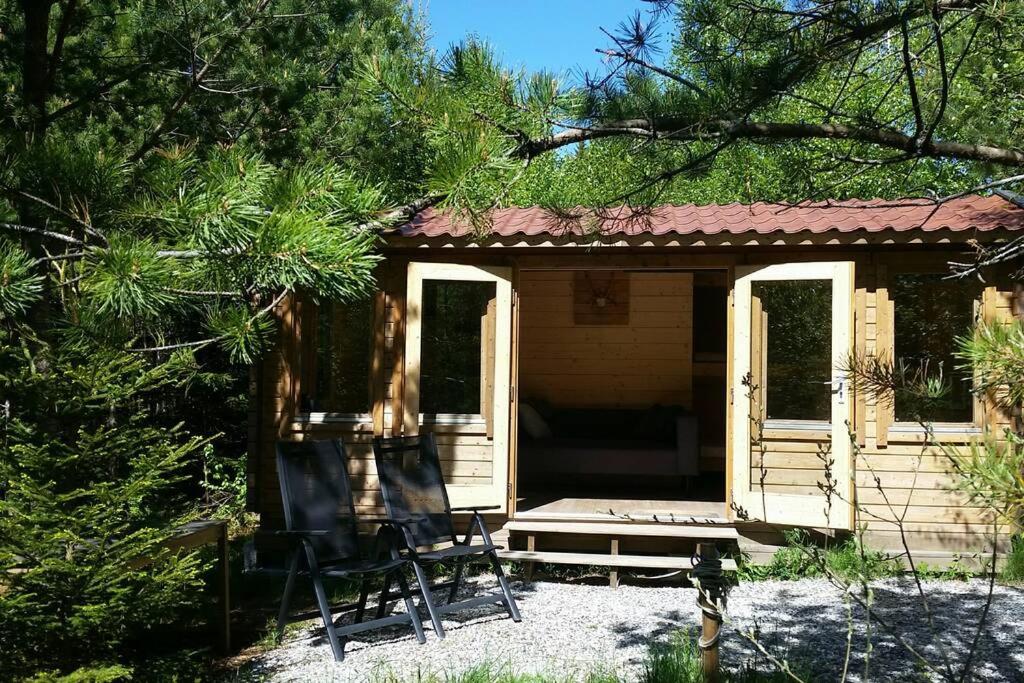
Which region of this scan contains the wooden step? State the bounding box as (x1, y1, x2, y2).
(506, 520, 739, 540)
(498, 549, 737, 571)
(515, 510, 731, 524)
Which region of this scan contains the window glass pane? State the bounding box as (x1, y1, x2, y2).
(420, 280, 495, 414)
(313, 297, 372, 413)
(893, 274, 978, 422)
(753, 280, 832, 421)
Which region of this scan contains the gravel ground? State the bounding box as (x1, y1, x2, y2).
(247, 576, 1024, 682)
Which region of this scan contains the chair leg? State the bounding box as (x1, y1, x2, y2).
(303, 544, 345, 662)
(276, 549, 301, 639)
(375, 572, 393, 620)
(355, 578, 370, 624)
(488, 550, 522, 622)
(411, 561, 446, 639)
(448, 558, 464, 604)
(394, 570, 427, 644)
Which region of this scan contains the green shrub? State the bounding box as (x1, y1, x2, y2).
(642, 630, 808, 683)
(915, 555, 975, 582)
(371, 662, 619, 683)
(1001, 535, 1024, 583)
(26, 666, 133, 683)
(737, 531, 900, 582)
(824, 537, 901, 582)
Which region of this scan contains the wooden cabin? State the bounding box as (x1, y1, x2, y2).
(250, 195, 1024, 571)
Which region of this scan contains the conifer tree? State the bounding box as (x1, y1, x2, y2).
(0, 330, 206, 678)
(0, 1, 429, 676)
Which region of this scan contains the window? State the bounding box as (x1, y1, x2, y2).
(303, 297, 373, 414)
(892, 273, 980, 423)
(419, 280, 496, 415)
(752, 279, 833, 422)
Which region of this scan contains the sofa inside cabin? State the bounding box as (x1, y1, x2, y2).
(516, 401, 700, 485)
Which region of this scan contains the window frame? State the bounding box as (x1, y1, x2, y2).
(297, 296, 376, 423)
(414, 277, 497, 424)
(883, 266, 984, 437)
(403, 262, 510, 436)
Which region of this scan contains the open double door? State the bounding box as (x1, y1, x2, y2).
(401, 260, 855, 530)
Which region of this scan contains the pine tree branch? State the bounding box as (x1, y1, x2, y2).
(131, 288, 287, 354)
(2, 187, 108, 245)
(358, 195, 444, 231)
(517, 119, 1024, 167)
(47, 0, 78, 87)
(595, 48, 708, 97)
(154, 246, 243, 259)
(0, 222, 85, 245)
(900, 14, 926, 143)
(130, 0, 273, 162)
(44, 62, 153, 125)
(163, 287, 243, 298)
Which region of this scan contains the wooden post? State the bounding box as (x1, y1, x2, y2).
(695, 543, 722, 682)
(217, 521, 231, 653)
(609, 538, 620, 588)
(525, 534, 536, 583)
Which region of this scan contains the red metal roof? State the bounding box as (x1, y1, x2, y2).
(399, 195, 1024, 239)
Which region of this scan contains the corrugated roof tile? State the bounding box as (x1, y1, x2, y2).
(399, 195, 1024, 239)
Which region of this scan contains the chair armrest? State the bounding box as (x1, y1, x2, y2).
(361, 517, 419, 555)
(450, 505, 501, 512)
(362, 516, 416, 526)
(271, 530, 331, 537)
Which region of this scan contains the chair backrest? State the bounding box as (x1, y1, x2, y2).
(276, 439, 360, 564)
(372, 434, 455, 546)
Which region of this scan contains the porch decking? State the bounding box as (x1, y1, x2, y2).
(498, 496, 738, 585)
(514, 495, 729, 523)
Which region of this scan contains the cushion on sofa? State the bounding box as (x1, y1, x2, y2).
(518, 402, 553, 439)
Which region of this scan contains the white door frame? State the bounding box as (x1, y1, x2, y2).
(731, 261, 855, 529)
(404, 261, 513, 510)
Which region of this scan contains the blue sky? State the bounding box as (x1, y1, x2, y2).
(424, 1, 661, 82)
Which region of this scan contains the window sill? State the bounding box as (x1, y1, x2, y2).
(421, 413, 486, 426)
(887, 423, 982, 443)
(295, 413, 373, 424)
(763, 419, 831, 431)
(761, 420, 831, 441)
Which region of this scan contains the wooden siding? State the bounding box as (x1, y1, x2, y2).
(745, 256, 1016, 552)
(518, 271, 694, 409)
(255, 259, 500, 530)
(253, 246, 1019, 559)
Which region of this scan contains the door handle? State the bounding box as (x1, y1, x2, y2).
(820, 376, 846, 404)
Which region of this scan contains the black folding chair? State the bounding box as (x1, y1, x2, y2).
(275, 439, 426, 661)
(372, 434, 522, 638)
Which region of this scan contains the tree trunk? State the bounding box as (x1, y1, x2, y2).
(20, 0, 55, 138)
(17, 1, 57, 335)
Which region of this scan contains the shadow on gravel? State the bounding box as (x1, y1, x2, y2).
(607, 580, 1023, 682)
(302, 579, 539, 653)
